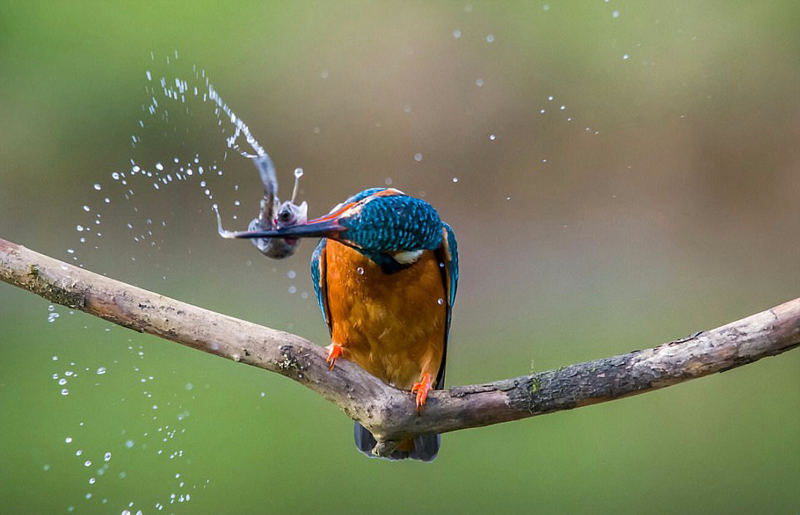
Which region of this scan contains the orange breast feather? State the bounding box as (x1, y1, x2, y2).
(324, 240, 446, 390)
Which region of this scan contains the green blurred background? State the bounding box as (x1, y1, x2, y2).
(1, 1, 799, 514)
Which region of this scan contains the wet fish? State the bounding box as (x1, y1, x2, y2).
(215, 153, 307, 259)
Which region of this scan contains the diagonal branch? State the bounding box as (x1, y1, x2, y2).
(1, 236, 799, 457)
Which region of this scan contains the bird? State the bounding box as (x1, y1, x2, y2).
(225, 187, 458, 461)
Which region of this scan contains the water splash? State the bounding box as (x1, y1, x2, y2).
(54, 52, 306, 513)
(66, 52, 315, 272)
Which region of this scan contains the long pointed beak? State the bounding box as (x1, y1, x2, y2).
(217, 214, 347, 241)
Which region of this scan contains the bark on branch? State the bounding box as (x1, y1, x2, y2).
(1, 237, 798, 457)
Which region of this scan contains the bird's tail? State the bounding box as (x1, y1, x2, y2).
(354, 422, 440, 462)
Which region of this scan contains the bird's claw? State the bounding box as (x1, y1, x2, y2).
(325, 343, 344, 370)
(411, 372, 432, 412)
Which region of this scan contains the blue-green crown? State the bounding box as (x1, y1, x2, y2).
(338, 189, 443, 252)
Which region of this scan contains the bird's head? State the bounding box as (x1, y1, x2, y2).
(237, 188, 444, 257)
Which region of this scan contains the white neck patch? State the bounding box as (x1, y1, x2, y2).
(391, 249, 424, 265)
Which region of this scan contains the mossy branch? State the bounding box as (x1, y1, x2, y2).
(1, 237, 799, 457)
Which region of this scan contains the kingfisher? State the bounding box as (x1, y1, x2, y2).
(223, 187, 458, 461)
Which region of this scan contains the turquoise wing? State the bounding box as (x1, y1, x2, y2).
(310, 238, 331, 333)
(442, 222, 458, 313)
(434, 222, 458, 388)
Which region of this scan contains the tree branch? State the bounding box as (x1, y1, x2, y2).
(1, 237, 799, 457)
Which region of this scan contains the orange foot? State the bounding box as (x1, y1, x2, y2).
(411, 372, 432, 412)
(325, 343, 344, 370)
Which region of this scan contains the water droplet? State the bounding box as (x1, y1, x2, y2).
(287, 270, 297, 279)
(65, 437, 73, 444)
(612, 10, 620, 18)
(548, 95, 554, 101)
(321, 70, 329, 79)
(437, 298, 444, 305)
(476, 78, 484, 87)
(89, 477, 96, 485)
(185, 383, 193, 391)
(452, 177, 459, 183)
(112, 172, 120, 180)
(93, 183, 101, 191)
(622, 53, 630, 60)
(59, 378, 67, 386)
(414, 153, 423, 162)
(83, 205, 90, 212)
(294, 167, 304, 178)
(43, 464, 50, 471)
(96, 367, 107, 375)
(403, 104, 411, 113)
(156, 162, 164, 171)
(76, 225, 84, 232)
(543, 4, 550, 12)
(486, 34, 495, 43)
(356, 267, 365, 275)
(489, 134, 496, 141)
(465, 4, 473, 13)
(53, 355, 59, 361)
(125, 440, 134, 449)
(48, 305, 55, 312)
(385, 178, 393, 186)
(452, 29, 461, 39)
(60, 388, 69, 395)
(104, 452, 112, 462)
(48, 313, 61, 323)
(84, 460, 91, 467)
(288, 285, 297, 294)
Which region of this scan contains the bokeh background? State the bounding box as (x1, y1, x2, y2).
(1, 2, 799, 514)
